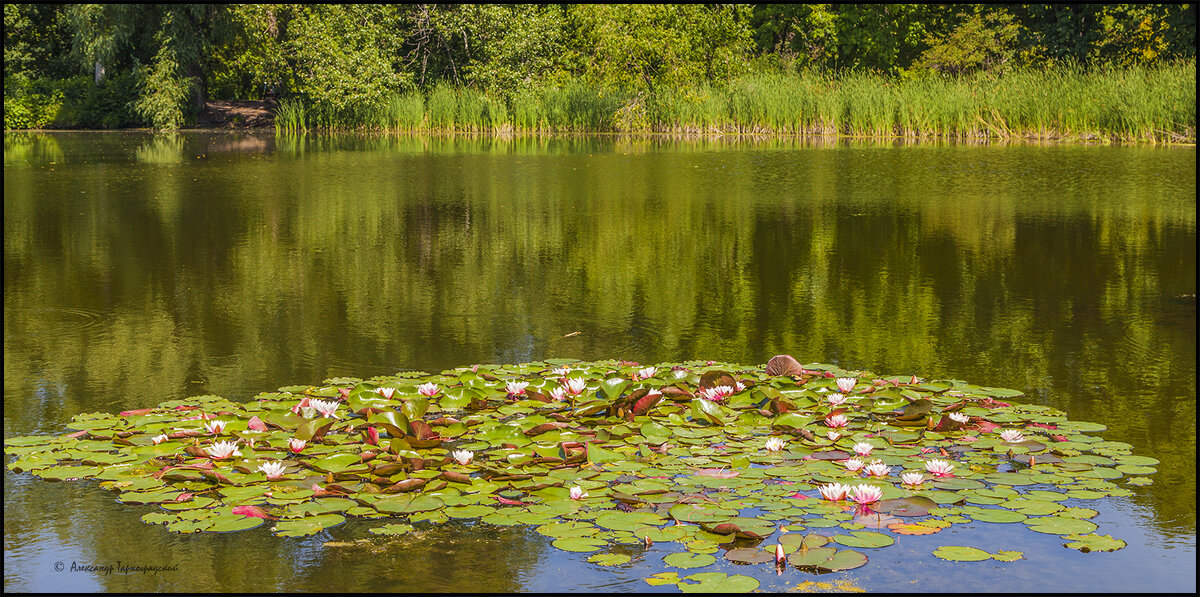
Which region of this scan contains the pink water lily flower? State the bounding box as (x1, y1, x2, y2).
(547, 386, 567, 401)
(417, 382, 440, 397)
(569, 486, 588, 500)
(734, 381, 746, 392)
(551, 366, 571, 377)
(452, 450, 474, 465)
(844, 458, 865, 473)
(925, 459, 955, 477)
(310, 399, 339, 418)
(901, 472, 925, 486)
(563, 378, 588, 395)
(864, 461, 891, 477)
(818, 483, 851, 501)
(288, 438, 306, 453)
(836, 377, 857, 393)
(851, 484, 883, 505)
(699, 385, 734, 402)
(290, 397, 312, 416)
(205, 440, 241, 460)
(999, 429, 1025, 443)
(827, 393, 847, 407)
(151, 433, 169, 445)
(376, 387, 396, 399)
(256, 461, 287, 479)
(204, 420, 227, 434)
(825, 413, 848, 428)
(853, 442, 874, 457)
(764, 437, 786, 452)
(505, 381, 529, 395)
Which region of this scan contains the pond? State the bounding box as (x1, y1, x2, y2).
(3, 131, 1195, 592)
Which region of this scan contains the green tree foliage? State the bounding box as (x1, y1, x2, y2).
(748, 4, 839, 69)
(566, 4, 752, 92)
(280, 4, 411, 123)
(3, 3, 1196, 131)
(914, 7, 1022, 76)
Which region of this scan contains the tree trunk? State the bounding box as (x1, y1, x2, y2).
(187, 62, 207, 114)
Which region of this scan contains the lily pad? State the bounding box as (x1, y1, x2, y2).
(932, 545, 992, 561)
(664, 552, 718, 569)
(678, 572, 760, 593)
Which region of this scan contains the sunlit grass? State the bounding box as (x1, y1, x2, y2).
(276, 60, 1194, 143)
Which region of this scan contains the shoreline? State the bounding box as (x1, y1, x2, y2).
(9, 127, 1195, 147)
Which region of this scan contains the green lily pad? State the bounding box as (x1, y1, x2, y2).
(588, 552, 632, 566)
(678, 572, 760, 593)
(1062, 533, 1126, 552)
(830, 530, 895, 548)
(787, 547, 868, 571)
(271, 514, 346, 537)
(932, 545, 992, 561)
(552, 536, 608, 552)
(1025, 516, 1099, 535)
(664, 552, 718, 569)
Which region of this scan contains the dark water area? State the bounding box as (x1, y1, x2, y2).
(4, 131, 1195, 592)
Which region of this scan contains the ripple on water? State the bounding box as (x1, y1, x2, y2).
(5, 307, 107, 339)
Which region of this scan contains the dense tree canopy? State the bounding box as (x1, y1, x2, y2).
(4, 3, 1195, 130)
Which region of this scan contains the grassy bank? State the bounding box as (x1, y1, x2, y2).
(275, 61, 1195, 143)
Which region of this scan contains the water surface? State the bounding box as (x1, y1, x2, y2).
(4, 131, 1195, 592)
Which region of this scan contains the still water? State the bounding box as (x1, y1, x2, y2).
(4, 132, 1195, 592)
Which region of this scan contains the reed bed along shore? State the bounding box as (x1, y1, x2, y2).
(276, 61, 1195, 143)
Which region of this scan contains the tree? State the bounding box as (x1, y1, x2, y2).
(748, 4, 839, 69)
(565, 4, 751, 92)
(281, 4, 412, 122)
(914, 7, 1021, 76)
(832, 4, 954, 74)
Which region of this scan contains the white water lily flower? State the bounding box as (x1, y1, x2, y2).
(257, 461, 287, 479)
(310, 399, 340, 418)
(563, 378, 588, 395)
(551, 367, 571, 377)
(204, 420, 227, 434)
(417, 382, 440, 397)
(901, 472, 925, 486)
(764, 437, 786, 452)
(827, 393, 847, 406)
(205, 440, 241, 460)
(547, 386, 567, 401)
(452, 450, 474, 465)
(826, 431, 842, 442)
(818, 483, 851, 501)
(151, 434, 169, 445)
(948, 412, 969, 424)
(851, 484, 883, 505)
(999, 429, 1025, 443)
(853, 442, 874, 457)
(734, 380, 746, 392)
(864, 460, 891, 477)
(844, 458, 865, 473)
(925, 459, 955, 477)
(376, 387, 396, 399)
(636, 366, 657, 380)
(505, 381, 529, 395)
(569, 486, 588, 500)
(825, 414, 848, 428)
(836, 377, 857, 393)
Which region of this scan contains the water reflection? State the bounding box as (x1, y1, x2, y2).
(4, 131, 1195, 591)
